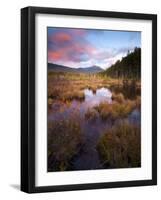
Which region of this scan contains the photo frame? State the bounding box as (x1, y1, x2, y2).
(21, 6, 157, 193)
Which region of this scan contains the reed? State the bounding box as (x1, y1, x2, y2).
(97, 120, 141, 168)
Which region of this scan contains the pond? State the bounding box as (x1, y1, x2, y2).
(84, 87, 112, 106)
(49, 87, 112, 120)
(48, 87, 141, 171)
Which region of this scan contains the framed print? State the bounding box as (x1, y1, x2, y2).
(21, 6, 157, 193)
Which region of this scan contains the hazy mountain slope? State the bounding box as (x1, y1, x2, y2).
(48, 63, 103, 74)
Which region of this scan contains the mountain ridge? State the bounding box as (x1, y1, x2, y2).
(48, 63, 103, 74)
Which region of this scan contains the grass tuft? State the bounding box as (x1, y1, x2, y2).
(48, 119, 83, 171)
(97, 120, 141, 168)
(112, 93, 125, 103)
(85, 108, 98, 121)
(94, 100, 135, 120)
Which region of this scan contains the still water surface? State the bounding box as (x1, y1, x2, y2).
(48, 87, 140, 170)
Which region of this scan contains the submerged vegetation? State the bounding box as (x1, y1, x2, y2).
(97, 120, 141, 168)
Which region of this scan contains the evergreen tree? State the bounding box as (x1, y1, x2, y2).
(102, 47, 141, 79)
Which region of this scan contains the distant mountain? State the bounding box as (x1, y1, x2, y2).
(48, 63, 103, 74)
(77, 65, 103, 73)
(48, 63, 75, 73)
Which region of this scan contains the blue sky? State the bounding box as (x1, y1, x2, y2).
(48, 27, 141, 69)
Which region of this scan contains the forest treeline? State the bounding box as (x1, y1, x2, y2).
(102, 47, 141, 79)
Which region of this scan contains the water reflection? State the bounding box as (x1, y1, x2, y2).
(48, 87, 141, 171)
(129, 109, 141, 125)
(49, 87, 112, 121)
(84, 87, 112, 106)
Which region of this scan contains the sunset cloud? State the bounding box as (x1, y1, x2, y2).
(48, 28, 141, 69)
(48, 29, 96, 64)
(52, 32, 72, 42)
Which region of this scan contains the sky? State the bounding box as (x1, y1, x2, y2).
(48, 27, 141, 69)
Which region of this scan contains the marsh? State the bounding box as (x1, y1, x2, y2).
(47, 27, 141, 172)
(48, 72, 141, 171)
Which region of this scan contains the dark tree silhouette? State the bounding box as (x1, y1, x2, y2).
(102, 47, 141, 79)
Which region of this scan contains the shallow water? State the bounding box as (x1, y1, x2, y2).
(49, 88, 112, 120)
(84, 87, 112, 105)
(48, 87, 141, 171)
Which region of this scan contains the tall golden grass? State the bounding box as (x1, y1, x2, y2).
(97, 120, 141, 168)
(48, 72, 141, 170)
(48, 119, 84, 171)
(48, 72, 140, 102)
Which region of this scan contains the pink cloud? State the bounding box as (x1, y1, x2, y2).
(48, 30, 96, 64)
(51, 32, 72, 43)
